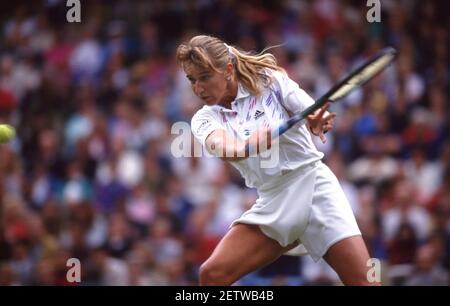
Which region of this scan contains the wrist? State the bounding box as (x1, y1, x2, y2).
(236, 141, 249, 158)
(309, 125, 320, 136)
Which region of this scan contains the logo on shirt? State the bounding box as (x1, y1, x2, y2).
(254, 110, 265, 120)
(196, 119, 210, 134)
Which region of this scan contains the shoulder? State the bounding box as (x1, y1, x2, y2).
(267, 69, 287, 81)
(266, 69, 297, 92)
(190, 105, 225, 146)
(191, 105, 221, 131)
(191, 105, 218, 122)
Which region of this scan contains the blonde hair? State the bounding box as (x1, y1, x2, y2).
(176, 35, 285, 96)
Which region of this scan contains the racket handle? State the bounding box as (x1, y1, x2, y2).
(245, 116, 304, 156)
(273, 96, 330, 139)
(245, 101, 324, 155)
(272, 117, 299, 139)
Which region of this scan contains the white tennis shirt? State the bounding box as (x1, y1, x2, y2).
(191, 70, 323, 189)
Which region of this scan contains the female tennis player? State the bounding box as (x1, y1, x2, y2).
(176, 35, 377, 286)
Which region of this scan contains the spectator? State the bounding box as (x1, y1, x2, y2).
(0, 0, 447, 286)
(404, 243, 449, 286)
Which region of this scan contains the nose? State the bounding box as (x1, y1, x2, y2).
(193, 82, 204, 96)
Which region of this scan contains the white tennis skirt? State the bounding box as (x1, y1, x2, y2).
(231, 160, 361, 262)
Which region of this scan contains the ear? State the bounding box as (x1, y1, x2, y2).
(225, 63, 234, 79)
(226, 62, 233, 71)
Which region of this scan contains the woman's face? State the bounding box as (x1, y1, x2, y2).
(184, 64, 229, 106)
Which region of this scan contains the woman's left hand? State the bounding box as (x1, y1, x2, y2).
(307, 102, 336, 144)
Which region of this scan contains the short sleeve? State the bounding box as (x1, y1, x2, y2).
(270, 70, 315, 114)
(191, 108, 225, 146)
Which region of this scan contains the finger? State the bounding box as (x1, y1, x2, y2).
(322, 124, 332, 132)
(322, 112, 336, 123)
(324, 121, 334, 130)
(317, 102, 331, 118)
(323, 125, 331, 133)
(319, 131, 326, 144)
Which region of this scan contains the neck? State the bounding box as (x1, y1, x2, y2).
(219, 80, 238, 109)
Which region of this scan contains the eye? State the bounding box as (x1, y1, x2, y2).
(198, 75, 210, 81)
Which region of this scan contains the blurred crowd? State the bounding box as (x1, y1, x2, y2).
(0, 0, 449, 286)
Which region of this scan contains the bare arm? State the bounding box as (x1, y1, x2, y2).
(205, 128, 272, 162)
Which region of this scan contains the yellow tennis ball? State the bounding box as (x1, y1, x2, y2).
(0, 124, 16, 144)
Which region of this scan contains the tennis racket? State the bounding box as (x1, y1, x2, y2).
(274, 47, 398, 139)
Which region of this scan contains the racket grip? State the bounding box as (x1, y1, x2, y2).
(271, 126, 283, 139)
(272, 113, 305, 139)
(244, 117, 302, 156)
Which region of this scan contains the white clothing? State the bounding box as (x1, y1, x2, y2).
(190, 70, 360, 260)
(190, 70, 323, 189)
(231, 161, 361, 262)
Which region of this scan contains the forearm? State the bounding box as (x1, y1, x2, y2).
(206, 130, 248, 161)
(205, 128, 273, 161)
